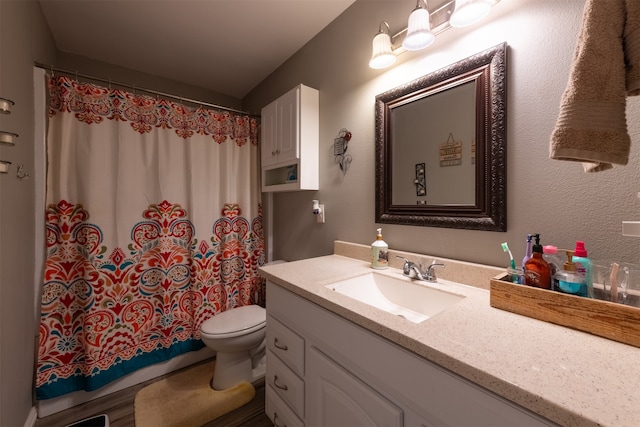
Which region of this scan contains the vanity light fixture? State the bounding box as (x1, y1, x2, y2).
(369, 22, 397, 69)
(449, 0, 492, 28)
(369, 0, 499, 69)
(402, 0, 434, 52)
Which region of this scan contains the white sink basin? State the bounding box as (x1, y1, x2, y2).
(325, 272, 465, 323)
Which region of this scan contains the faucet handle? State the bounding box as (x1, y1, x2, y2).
(396, 256, 411, 275)
(426, 260, 445, 281)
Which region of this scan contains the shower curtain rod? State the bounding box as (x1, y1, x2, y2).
(34, 62, 260, 118)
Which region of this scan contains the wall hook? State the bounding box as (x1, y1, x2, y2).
(16, 164, 30, 180)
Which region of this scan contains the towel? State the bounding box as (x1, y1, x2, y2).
(626, 0, 640, 95)
(549, 0, 640, 172)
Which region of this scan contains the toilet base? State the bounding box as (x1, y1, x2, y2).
(211, 352, 266, 391)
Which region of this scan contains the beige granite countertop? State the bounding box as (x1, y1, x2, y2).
(258, 241, 640, 427)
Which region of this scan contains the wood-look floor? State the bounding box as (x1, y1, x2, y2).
(34, 362, 273, 427)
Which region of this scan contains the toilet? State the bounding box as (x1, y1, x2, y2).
(200, 305, 267, 390)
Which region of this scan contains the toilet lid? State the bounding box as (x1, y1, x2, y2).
(201, 305, 266, 336)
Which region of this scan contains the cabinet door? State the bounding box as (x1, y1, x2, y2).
(266, 384, 305, 427)
(306, 346, 403, 427)
(261, 100, 278, 167)
(276, 86, 299, 163)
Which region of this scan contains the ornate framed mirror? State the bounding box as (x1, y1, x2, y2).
(375, 42, 507, 231)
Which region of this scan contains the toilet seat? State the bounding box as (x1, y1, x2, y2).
(201, 305, 266, 338)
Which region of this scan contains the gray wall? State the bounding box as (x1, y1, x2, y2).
(0, 2, 56, 426)
(244, 0, 640, 268)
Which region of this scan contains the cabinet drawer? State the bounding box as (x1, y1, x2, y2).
(266, 384, 305, 427)
(267, 349, 305, 418)
(267, 314, 304, 376)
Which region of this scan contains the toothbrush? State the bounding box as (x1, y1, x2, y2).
(501, 242, 516, 269)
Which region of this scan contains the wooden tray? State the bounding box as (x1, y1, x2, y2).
(490, 274, 640, 348)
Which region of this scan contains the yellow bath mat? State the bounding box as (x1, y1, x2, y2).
(134, 360, 255, 427)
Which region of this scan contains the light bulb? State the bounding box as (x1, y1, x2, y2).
(449, 0, 491, 28)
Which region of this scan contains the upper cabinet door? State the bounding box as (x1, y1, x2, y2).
(275, 86, 300, 164)
(261, 100, 278, 168)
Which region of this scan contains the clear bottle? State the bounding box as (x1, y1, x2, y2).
(543, 245, 561, 288)
(524, 234, 551, 289)
(522, 234, 533, 270)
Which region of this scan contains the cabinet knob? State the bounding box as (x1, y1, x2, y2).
(273, 375, 289, 391)
(271, 151, 277, 156)
(273, 337, 288, 351)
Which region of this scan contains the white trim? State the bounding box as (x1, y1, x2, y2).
(23, 407, 37, 427)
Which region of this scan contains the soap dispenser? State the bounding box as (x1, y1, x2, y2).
(524, 234, 551, 289)
(554, 250, 587, 296)
(371, 228, 389, 269)
(522, 234, 533, 269)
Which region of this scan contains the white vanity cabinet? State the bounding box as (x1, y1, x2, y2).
(261, 84, 319, 192)
(266, 281, 559, 427)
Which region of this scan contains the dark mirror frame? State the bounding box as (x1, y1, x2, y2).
(375, 42, 507, 231)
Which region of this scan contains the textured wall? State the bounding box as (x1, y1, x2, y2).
(0, 2, 56, 426)
(244, 0, 640, 269)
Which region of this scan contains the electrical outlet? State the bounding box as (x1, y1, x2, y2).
(317, 205, 325, 223)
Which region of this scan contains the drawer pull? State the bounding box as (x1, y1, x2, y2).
(273, 412, 286, 427)
(273, 375, 289, 391)
(273, 337, 288, 351)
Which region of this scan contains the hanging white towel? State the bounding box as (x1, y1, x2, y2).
(549, 0, 640, 172)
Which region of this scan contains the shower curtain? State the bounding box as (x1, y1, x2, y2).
(35, 75, 265, 400)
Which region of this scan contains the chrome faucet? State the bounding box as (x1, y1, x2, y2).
(396, 256, 445, 282)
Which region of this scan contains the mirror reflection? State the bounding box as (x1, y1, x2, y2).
(375, 42, 507, 231)
(391, 80, 476, 206)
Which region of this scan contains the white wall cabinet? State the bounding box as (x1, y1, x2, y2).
(261, 84, 319, 192)
(266, 281, 560, 427)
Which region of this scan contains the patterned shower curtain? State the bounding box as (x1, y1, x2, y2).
(35, 76, 265, 400)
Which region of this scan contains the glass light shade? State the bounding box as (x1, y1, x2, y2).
(449, 0, 491, 28)
(369, 32, 396, 69)
(402, 7, 434, 51)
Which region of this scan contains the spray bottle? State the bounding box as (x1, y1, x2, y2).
(572, 241, 593, 297)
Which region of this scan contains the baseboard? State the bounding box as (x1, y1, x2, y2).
(23, 406, 38, 427)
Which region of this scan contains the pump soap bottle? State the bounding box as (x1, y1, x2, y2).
(524, 234, 551, 289)
(522, 234, 533, 269)
(371, 228, 389, 269)
(554, 250, 587, 296)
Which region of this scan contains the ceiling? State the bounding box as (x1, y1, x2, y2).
(39, 0, 356, 100)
